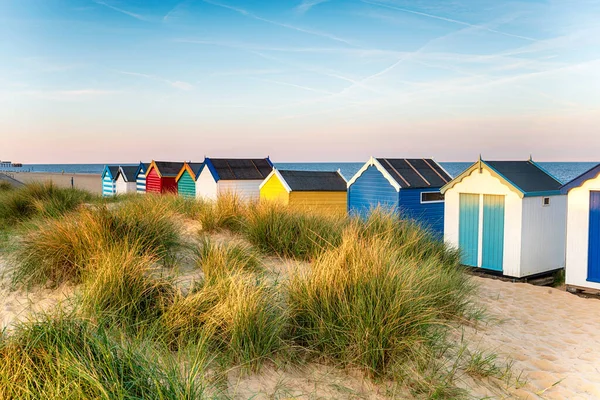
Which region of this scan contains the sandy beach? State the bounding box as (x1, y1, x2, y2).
(10, 172, 102, 195)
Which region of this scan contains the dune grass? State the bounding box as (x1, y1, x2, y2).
(287, 223, 475, 381)
(0, 182, 94, 228)
(80, 244, 176, 329)
(0, 313, 210, 400)
(1, 193, 494, 398)
(11, 196, 181, 287)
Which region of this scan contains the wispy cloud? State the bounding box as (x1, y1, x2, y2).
(117, 70, 193, 90)
(19, 89, 121, 101)
(295, 0, 330, 15)
(163, 1, 187, 22)
(93, 0, 149, 21)
(254, 78, 336, 95)
(201, 0, 357, 47)
(362, 0, 538, 42)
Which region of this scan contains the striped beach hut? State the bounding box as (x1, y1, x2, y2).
(196, 157, 273, 201)
(115, 166, 138, 194)
(101, 165, 119, 197)
(176, 162, 204, 198)
(561, 164, 600, 293)
(441, 158, 566, 278)
(347, 157, 451, 235)
(134, 162, 148, 194)
(260, 169, 347, 212)
(145, 161, 184, 194)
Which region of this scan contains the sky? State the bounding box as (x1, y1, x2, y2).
(1, 0, 599, 163)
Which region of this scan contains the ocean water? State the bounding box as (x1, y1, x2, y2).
(1, 161, 598, 184)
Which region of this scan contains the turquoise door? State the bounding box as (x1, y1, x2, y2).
(588, 191, 600, 282)
(459, 193, 480, 267)
(482, 195, 505, 272)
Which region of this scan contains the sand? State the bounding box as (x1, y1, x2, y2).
(10, 172, 102, 195)
(465, 277, 600, 399)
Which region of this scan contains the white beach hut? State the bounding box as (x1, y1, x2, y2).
(440, 158, 566, 278)
(561, 164, 600, 293)
(196, 157, 273, 201)
(114, 166, 139, 195)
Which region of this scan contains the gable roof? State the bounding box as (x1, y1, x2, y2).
(204, 157, 273, 181)
(261, 169, 347, 192)
(441, 159, 563, 197)
(148, 161, 184, 178)
(347, 157, 451, 191)
(103, 165, 119, 179)
(117, 166, 139, 182)
(135, 162, 148, 179)
(175, 162, 205, 182)
(560, 163, 600, 194)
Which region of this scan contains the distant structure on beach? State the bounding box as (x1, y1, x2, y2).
(260, 169, 347, 213)
(347, 157, 451, 236)
(101, 165, 119, 196)
(146, 161, 184, 194)
(196, 157, 273, 201)
(176, 162, 205, 198)
(115, 166, 139, 194)
(0, 161, 22, 168)
(561, 163, 600, 293)
(442, 158, 566, 278)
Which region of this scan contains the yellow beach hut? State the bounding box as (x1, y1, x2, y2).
(260, 169, 347, 213)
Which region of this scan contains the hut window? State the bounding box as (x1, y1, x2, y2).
(421, 192, 445, 203)
(542, 197, 551, 206)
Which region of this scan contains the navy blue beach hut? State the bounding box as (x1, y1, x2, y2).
(347, 157, 451, 235)
(134, 162, 148, 194)
(101, 165, 119, 197)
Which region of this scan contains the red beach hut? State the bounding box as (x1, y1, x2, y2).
(145, 161, 184, 194)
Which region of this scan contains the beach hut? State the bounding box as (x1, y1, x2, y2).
(114, 166, 139, 194)
(101, 165, 119, 197)
(347, 157, 451, 235)
(440, 158, 566, 278)
(561, 164, 600, 293)
(134, 162, 148, 194)
(260, 169, 347, 212)
(176, 162, 204, 198)
(196, 157, 273, 201)
(145, 161, 184, 194)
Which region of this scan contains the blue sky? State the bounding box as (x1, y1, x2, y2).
(1, 0, 599, 162)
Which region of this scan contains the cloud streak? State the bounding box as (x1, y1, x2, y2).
(362, 0, 538, 42)
(117, 70, 193, 90)
(201, 0, 357, 47)
(295, 0, 330, 15)
(93, 0, 149, 21)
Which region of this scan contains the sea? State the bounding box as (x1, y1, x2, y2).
(1, 162, 598, 184)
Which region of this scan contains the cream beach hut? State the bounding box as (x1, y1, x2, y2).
(114, 166, 139, 194)
(561, 164, 600, 293)
(440, 158, 566, 278)
(196, 157, 273, 201)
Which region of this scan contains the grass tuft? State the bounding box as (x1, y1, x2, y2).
(194, 236, 263, 282)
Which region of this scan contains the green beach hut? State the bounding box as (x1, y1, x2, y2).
(176, 162, 204, 197)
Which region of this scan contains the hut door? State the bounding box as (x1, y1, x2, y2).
(459, 193, 480, 267)
(482, 195, 505, 272)
(588, 191, 600, 282)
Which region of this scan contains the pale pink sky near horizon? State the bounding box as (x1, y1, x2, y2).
(2, 0, 600, 163)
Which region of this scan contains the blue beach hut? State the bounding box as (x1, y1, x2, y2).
(561, 164, 600, 293)
(134, 162, 148, 194)
(347, 157, 451, 235)
(101, 165, 119, 197)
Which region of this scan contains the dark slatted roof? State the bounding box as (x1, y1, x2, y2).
(485, 161, 562, 193)
(376, 158, 451, 189)
(107, 166, 119, 178)
(279, 170, 347, 192)
(188, 162, 204, 177)
(209, 158, 272, 180)
(119, 166, 139, 182)
(154, 161, 184, 177)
